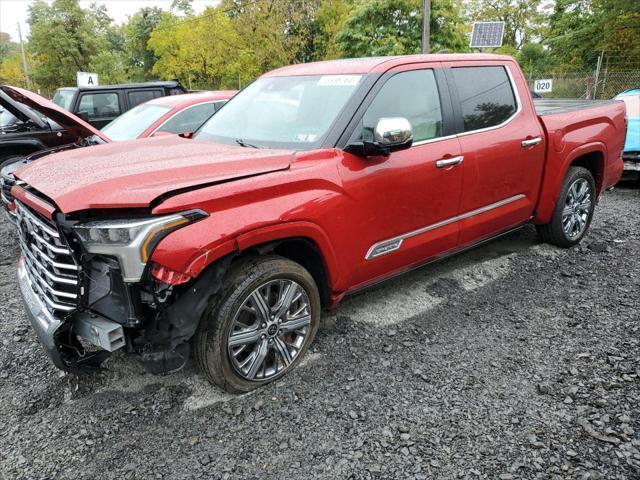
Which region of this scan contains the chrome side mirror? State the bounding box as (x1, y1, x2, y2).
(374, 117, 413, 148)
(345, 117, 414, 158)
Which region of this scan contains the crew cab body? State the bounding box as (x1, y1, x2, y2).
(52, 81, 187, 128)
(11, 55, 626, 390)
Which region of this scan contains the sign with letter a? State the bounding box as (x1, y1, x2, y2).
(77, 72, 99, 87)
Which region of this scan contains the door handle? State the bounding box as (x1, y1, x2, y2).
(521, 137, 543, 148)
(436, 156, 464, 168)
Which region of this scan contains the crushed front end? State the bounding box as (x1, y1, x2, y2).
(13, 185, 210, 374)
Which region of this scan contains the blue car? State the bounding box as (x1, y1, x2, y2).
(615, 89, 640, 179)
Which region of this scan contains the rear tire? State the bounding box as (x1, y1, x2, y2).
(194, 255, 321, 393)
(536, 166, 596, 247)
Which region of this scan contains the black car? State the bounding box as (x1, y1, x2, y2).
(52, 81, 187, 128)
(1, 90, 73, 165)
(0, 85, 107, 165)
(1, 85, 110, 219)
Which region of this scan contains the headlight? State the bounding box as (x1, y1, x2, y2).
(74, 210, 207, 282)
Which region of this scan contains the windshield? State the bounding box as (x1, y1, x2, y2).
(196, 74, 362, 149)
(101, 103, 171, 141)
(0, 109, 18, 127)
(52, 89, 76, 111)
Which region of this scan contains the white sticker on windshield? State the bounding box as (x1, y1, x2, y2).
(295, 133, 318, 142)
(317, 75, 362, 87)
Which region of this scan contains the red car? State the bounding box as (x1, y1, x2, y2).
(11, 55, 626, 393)
(100, 90, 237, 141)
(1, 89, 236, 217)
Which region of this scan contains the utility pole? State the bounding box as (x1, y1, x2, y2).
(17, 22, 31, 89)
(421, 0, 430, 54)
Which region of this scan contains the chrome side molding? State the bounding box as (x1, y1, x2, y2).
(365, 194, 526, 260)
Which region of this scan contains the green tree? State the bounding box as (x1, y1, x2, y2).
(27, 0, 105, 88)
(171, 0, 194, 16)
(517, 42, 556, 74)
(221, 0, 322, 71)
(0, 32, 18, 65)
(464, 0, 548, 49)
(547, 0, 640, 71)
(313, 0, 352, 59)
(335, 0, 466, 57)
(148, 7, 249, 89)
(122, 7, 165, 80)
(0, 51, 29, 87)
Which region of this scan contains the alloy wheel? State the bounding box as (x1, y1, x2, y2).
(561, 178, 592, 239)
(227, 279, 312, 381)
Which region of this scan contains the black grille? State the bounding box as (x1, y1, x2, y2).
(15, 200, 80, 316)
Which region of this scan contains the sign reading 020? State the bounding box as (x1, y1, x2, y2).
(534, 79, 553, 94)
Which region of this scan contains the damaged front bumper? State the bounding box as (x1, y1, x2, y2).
(18, 256, 124, 371)
(18, 256, 68, 370)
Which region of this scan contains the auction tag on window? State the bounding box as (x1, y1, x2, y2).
(317, 75, 362, 87)
(295, 133, 318, 142)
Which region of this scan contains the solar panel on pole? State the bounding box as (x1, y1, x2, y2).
(470, 22, 505, 49)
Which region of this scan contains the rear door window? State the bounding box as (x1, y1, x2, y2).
(128, 89, 163, 108)
(451, 66, 517, 132)
(77, 92, 121, 121)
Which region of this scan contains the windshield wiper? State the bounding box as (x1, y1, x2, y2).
(235, 138, 260, 149)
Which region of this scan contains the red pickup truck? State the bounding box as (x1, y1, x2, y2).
(11, 55, 626, 392)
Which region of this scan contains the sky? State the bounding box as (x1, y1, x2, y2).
(0, 0, 217, 42)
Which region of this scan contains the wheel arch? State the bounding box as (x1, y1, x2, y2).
(568, 148, 605, 195)
(234, 222, 341, 308)
(533, 142, 606, 224)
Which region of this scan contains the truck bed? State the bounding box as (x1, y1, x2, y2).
(534, 98, 620, 116)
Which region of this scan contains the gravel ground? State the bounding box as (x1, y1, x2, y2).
(1, 185, 639, 480)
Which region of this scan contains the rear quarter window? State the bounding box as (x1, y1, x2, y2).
(451, 66, 518, 132)
(128, 90, 163, 108)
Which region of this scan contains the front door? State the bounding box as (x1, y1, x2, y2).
(338, 65, 464, 289)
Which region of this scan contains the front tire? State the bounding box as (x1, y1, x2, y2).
(194, 255, 321, 393)
(536, 166, 596, 247)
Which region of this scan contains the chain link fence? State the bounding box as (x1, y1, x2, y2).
(526, 71, 640, 100)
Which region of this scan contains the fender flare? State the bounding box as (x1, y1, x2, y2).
(533, 141, 606, 224)
(184, 221, 343, 291)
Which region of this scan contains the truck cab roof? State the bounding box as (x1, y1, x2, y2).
(55, 80, 186, 93)
(264, 53, 516, 77)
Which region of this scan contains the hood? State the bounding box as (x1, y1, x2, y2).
(14, 135, 294, 213)
(0, 85, 110, 143)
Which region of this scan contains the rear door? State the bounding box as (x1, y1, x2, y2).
(338, 63, 464, 288)
(443, 61, 545, 245)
